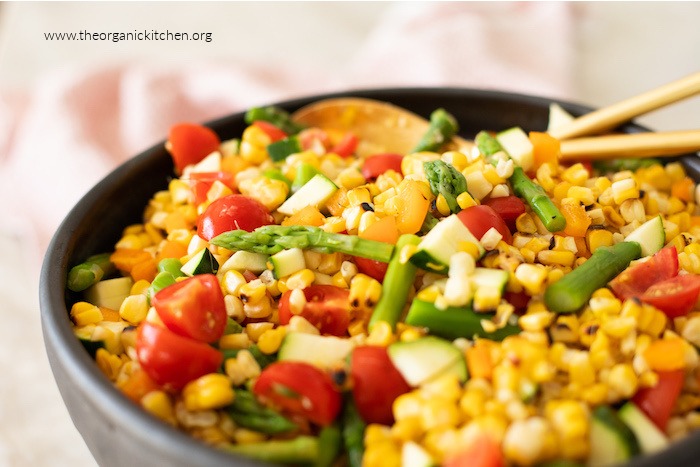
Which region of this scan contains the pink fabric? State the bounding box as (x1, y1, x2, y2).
(0, 2, 575, 269)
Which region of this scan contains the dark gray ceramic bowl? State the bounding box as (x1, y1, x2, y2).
(40, 88, 700, 466)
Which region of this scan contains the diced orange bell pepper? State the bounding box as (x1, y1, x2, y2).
(110, 248, 153, 273)
(130, 257, 158, 283)
(644, 338, 686, 371)
(466, 339, 494, 381)
(671, 176, 694, 203)
(99, 307, 121, 322)
(529, 131, 561, 169)
(325, 187, 348, 217)
(282, 205, 326, 227)
(395, 181, 430, 234)
(561, 202, 591, 237)
(359, 215, 400, 244)
(157, 240, 188, 261)
(119, 368, 160, 403)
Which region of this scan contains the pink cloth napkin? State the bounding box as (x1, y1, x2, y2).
(0, 2, 575, 269)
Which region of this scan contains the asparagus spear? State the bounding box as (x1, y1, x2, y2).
(211, 225, 395, 263)
(67, 253, 115, 292)
(342, 397, 366, 467)
(315, 424, 342, 467)
(424, 160, 468, 214)
(475, 131, 566, 232)
(369, 234, 421, 331)
(544, 241, 641, 313)
(244, 105, 306, 135)
(226, 389, 297, 434)
(221, 436, 319, 464)
(411, 108, 459, 153)
(404, 299, 521, 341)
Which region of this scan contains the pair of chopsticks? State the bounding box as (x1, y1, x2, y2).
(551, 72, 700, 162)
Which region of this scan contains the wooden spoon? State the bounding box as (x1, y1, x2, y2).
(292, 97, 474, 158)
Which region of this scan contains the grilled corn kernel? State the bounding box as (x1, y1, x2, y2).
(218, 332, 251, 350)
(366, 320, 395, 346)
(515, 263, 548, 295)
(607, 363, 638, 399)
(225, 349, 261, 386)
(350, 273, 383, 310)
(285, 269, 316, 290)
(183, 373, 235, 411)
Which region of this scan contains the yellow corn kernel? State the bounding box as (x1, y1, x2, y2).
(483, 164, 505, 186)
(238, 279, 266, 303)
(238, 176, 288, 211)
(363, 440, 401, 467)
(95, 348, 124, 381)
(546, 399, 589, 441)
(586, 229, 614, 253)
(257, 327, 287, 355)
(336, 167, 366, 189)
(611, 178, 639, 205)
(602, 316, 636, 339)
(457, 191, 478, 209)
(287, 315, 321, 335)
(580, 382, 609, 406)
(390, 416, 424, 442)
(232, 427, 267, 445)
(435, 194, 451, 216)
(536, 163, 556, 192)
(562, 163, 589, 186)
(514, 263, 548, 295)
(346, 187, 371, 206)
(537, 249, 576, 267)
(568, 351, 596, 386)
(225, 349, 262, 386)
(349, 273, 383, 311)
(285, 268, 316, 290)
(119, 294, 148, 325)
(588, 295, 622, 316)
(567, 185, 596, 206)
(243, 295, 273, 319)
(183, 373, 235, 411)
(420, 397, 462, 431)
(607, 363, 638, 399)
(130, 279, 150, 296)
(366, 320, 395, 346)
(245, 322, 274, 342)
(317, 252, 344, 275)
(218, 332, 251, 350)
(666, 161, 686, 182)
(514, 213, 537, 234)
(71, 302, 103, 326)
(141, 390, 177, 425)
(503, 417, 558, 466)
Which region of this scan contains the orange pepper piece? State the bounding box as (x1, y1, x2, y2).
(561, 202, 591, 237)
(644, 338, 686, 371)
(466, 339, 494, 381)
(281, 205, 326, 227)
(119, 368, 160, 403)
(157, 240, 188, 261)
(529, 131, 561, 169)
(131, 257, 158, 283)
(395, 181, 430, 235)
(359, 215, 400, 244)
(110, 248, 153, 273)
(671, 176, 694, 203)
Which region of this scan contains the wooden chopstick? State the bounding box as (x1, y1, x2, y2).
(550, 72, 700, 141)
(559, 129, 700, 162)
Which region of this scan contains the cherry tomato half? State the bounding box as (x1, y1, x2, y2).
(641, 274, 700, 319)
(443, 434, 505, 467)
(632, 369, 685, 432)
(330, 133, 359, 158)
(362, 153, 404, 180)
(354, 257, 388, 283)
(167, 123, 221, 173)
(350, 346, 411, 425)
(457, 204, 512, 244)
(609, 246, 679, 301)
(152, 274, 227, 343)
(482, 195, 526, 233)
(197, 194, 274, 241)
(253, 361, 342, 426)
(278, 285, 350, 336)
(136, 322, 223, 390)
(188, 171, 235, 205)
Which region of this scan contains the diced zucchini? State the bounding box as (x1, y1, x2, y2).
(547, 103, 575, 133)
(277, 332, 355, 369)
(624, 215, 665, 257)
(618, 401, 669, 454)
(267, 135, 301, 162)
(74, 325, 104, 357)
(84, 276, 133, 311)
(387, 336, 467, 387)
(269, 248, 306, 279)
(180, 248, 219, 276)
(410, 214, 484, 274)
(277, 173, 338, 216)
(496, 127, 534, 172)
(219, 250, 270, 274)
(472, 267, 509, 292)
(588, 406, 641, 466)
(291, 162, 322, 193)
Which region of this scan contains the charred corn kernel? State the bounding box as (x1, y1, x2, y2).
(225, 349, 261, 386)
(238, 279, 267, 303)
(224, 294, 245, 322)
(288, 315, 321, 335)
(119, 294, 148, 325)
(366, 320, 395, 346)
(456, 191, 478, 209)
(611, 178, 639, 205)
(285, 269, 315, 290)
(538, 249, 575, 267)
(245, 322, 274, 343)
(515, 213, 538, 234)
(586, 229, 614, 253)
(350, 273, 382, 310)
(218, 332, 250, 350)
(503, 417, 558, 466)
(567, 185, 596, 206)
(71, 302, 103, 326)
(515, 263, 548, 295)
(473, 287, 500, 312)
(619, 198, 646, 223)
(183, 373, 234, 411)
(141, 390, 177, 425)
(602, 316, 636, 339)
(317, 252, 344, 275)
(257, 327, 287, 354)
(463, 171, 493, 200)
(608, 363, 638, 399)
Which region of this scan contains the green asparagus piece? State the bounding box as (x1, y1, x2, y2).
(156, 258, 186, 278)
(292, 162, 323, 192)
(544, 241, 641, 313)
(211, 225, 395, 263)
(369, 234, 421, 331)
(411, 108, 459, 153)
(342, 397, 366, 467)
(146, 271, 177, 303)
(315, 424, 342, 467)
(593, 157, 661, 173)
(244, 105, 306, 135)
(475, 131, 566, 232)
(221, 436, 319, 464)
(67, 253, 115, 292)
(420, 212, 440, 234)
(226, 389, 297, 434)
(424, 160, 468, 214)
(405, 299, 521, 341)
(223, 317, 244, 335)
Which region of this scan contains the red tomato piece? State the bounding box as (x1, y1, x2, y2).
(482, 196, 526, 233)
(152, 274, 227, 343)
(167, 123, 221, 173)
(253, 361, 342, 426)
(354, 257, 388, 283)
(298, 128, 330, 152)
(609, 246, 679, 301)
(330, 133, 359, 158)
(641, 274, 700, 318)
(252, 120, 287, 142)
(350, 346, 411, 425)
(278, 285, 350, 336)
(632, 369, 685, 432)
(136, 322, 223, 390)
(362, 153, 404, 180)
(188, 171, 235, 205)
(456, 205, 512, 244)
(443, 434, 505, 467)
(197, 194, 274, 241)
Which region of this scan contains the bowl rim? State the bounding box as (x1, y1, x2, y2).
(39, 86, 700, 466)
